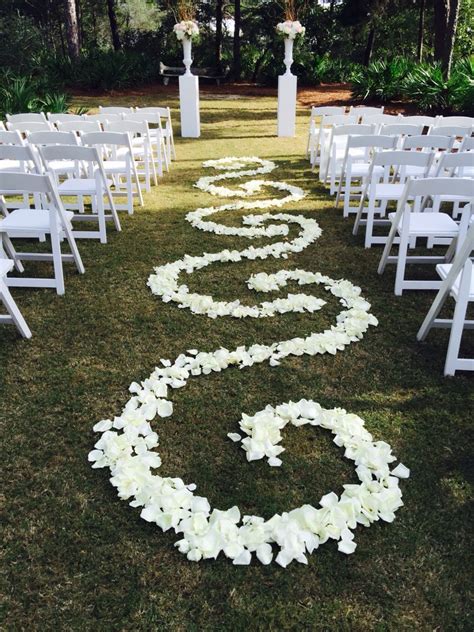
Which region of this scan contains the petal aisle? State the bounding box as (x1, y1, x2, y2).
(89, 157, 408, 567)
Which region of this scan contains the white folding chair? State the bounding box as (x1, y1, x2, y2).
(39, 144, 121, 244)
(379, 124, 424, 147)
(57, 120, 102, 135)
(361, 113, 401, 126)
(435, 116, 474, 127)
(402, 134, 454, 176)
(335, 134, 398, 217)
(6, 112, 47, 124)
(0, 130, 25, 146)
(6, 121, 54, 134)
(0, 255, 31, 338)
(313, 113, 357, 171)
(349, 106, 384, 122)
(137, 107, 176, 161)
(81, 131, 143, 214)
(417, 217, 474, 375)
(306, 106, 346, 157)
(353, 150, 433, 248)
(0, 144, 41, 175)
(402, 115, 436, 130)
(99, 106, 134, 116)
(378, 178, 474, 294)
(0, 172, 84, 295)
(324, 124, 376, 194)
(47, 113, 85, 125)
(104, 119, 156, 191)
(84, 113, 123, 126)
(123, 111, 169, 176)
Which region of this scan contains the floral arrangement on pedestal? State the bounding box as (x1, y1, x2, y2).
(173, 20, 199, 41)
(276, 20, 305, 40)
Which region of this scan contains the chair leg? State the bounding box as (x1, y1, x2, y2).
(50, 230, 65, 295)
(444, 266, 471, 376)
(0, 279, 32, 338)
(96, 194, 107, 244)
(2, 235, 25, 273)
(364, 197, 376, 249)
(394, 228, 410, 296)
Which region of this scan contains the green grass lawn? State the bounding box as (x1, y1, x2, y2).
(1, 92, 473, 630)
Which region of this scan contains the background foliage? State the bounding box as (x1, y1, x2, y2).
(0, 0, 472, 114)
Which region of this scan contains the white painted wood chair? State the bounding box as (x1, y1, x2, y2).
(84, 113, 123, 127)
(353, 150, 433, 248)
(324, 123, 376, 193)
(47, 113, 85, 125)
(81, 131, 144, 215)
(6, 121, 54, 134)
(57, 120, 102, 135)
(0, 130, 25, 146)
(349, 106, 384, 122)
(401, 115, 436, 130)
(137, 107, 176, 161)
(377, 178, 474, 295)
(27, 130, 81, 180)
(312, 113, 358, 171)
(379, 124, 424, 147)
(39, 144, 121, 244)
(99, 106, 134, 116)
(6, 112, 47, 124)
(0, 255, 31, 338)
(123, 111, 169, 177)
(360, 113, 401, 126)
(104, 120, 156, 191)
(0, 172, 84, 295)
(417, 217, 474, 375)
(335, 134, 398, 217)
(402, 134, 454, 177)
(306, 105, 346, 158)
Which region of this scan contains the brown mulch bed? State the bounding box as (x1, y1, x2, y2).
(70, 81, 419, 115)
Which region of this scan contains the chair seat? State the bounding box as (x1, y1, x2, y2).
(0, 160, 22, 172)
(0, 258, 14, 276)
(48, 159, 77, 173)
(103, 160, 128, 173)
(437, 264, 474, 300)
(389, 211, 459, 236)
(371, 183, 406, 199)
(58, 178, 111, 194)
(0, 208, 74, 233)
(350, 163, 383, 177)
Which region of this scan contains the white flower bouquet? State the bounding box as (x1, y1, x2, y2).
(173, 20, 199, 41)
(276, 20, 305, 39)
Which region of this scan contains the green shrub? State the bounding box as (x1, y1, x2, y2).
(351, 58, 414, 102)
(0, 71, 72, 117)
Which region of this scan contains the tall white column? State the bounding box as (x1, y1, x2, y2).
(277, 38, 297, 138)
(179, 37, 200, 138)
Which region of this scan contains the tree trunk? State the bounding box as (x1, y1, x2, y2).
(363, 24, 375, 66)
(433, 0, 460, 78)
(417, 0, 425, 62)
(215, 0, 223, 72)
(64, 0, 80, 60)
(106, 0, 122, 51)
(233, 0, 241, 80)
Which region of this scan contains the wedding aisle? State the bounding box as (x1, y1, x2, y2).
(1, 94, 472, 629)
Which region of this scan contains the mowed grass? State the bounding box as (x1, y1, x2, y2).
(1, 90, 473, 630)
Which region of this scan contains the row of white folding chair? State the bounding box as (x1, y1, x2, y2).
(0, 171, 85, 299)
(350, 145, 473, 249)
(98, 106, 175, 161)
(377, 177, 473, 295)
(0, 142, 122, 244)
(417, 216, 474, 375)
(323, 128, 453, 195)
(0, 130, 139, 218)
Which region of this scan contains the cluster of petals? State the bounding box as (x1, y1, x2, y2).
(89, 157, 403, 568)
(174, 20, 199, 40)
(276, 20, 306, 39)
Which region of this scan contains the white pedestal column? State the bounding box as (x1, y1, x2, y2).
(179, 74, 200, 138)
(179, 38, 200, 138)
(277, 38, 297, 137)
